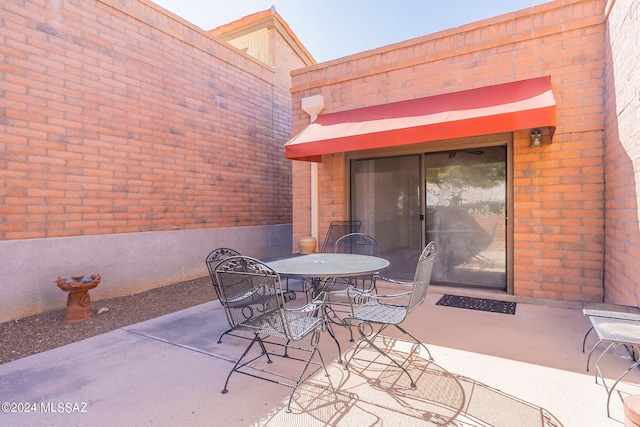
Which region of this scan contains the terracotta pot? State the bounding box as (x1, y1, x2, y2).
(56, 274, 101, 323)
(298, 237, 317, 254)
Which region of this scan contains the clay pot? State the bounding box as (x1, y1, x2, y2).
(298, 237, 317, 254)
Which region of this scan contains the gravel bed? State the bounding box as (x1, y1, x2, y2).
(0, 277, 215, 365)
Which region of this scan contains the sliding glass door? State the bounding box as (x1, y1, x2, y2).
(425, 147, 506, 289)
(350, 146, 507, 289)
(351, 155, 422, 279)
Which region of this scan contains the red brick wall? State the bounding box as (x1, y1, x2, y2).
(291, 0, 606, 301)
(603, 0, 640, 305)
(1, 0, 294, 240)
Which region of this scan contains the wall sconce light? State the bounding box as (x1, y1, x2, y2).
(530, 129, 543, 147)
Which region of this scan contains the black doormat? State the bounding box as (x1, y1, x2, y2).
(436, 294, 517, 315)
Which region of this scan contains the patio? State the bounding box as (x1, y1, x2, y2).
(1, 283, 638, 426)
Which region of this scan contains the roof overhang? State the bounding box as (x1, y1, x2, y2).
(285, 76, 556, 162)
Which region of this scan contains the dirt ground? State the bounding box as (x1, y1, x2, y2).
(0, 276, 216, 365)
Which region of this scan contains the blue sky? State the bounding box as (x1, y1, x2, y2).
(152, 0, 544, 63)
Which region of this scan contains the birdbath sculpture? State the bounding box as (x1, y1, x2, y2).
(55, 274, 101, 323)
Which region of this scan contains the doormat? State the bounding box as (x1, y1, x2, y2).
(436, 294, 517, 315)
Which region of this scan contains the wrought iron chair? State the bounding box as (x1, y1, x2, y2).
(336, 232, 378, 256)
(206, 248, 296, 343)
(343, 242, 437, 387)
(214, 256, 333, 413)
(320, 220, 361, 253)
(205, 248, 241, 343)
(334, 232, 379, 290)
(290, 220, 360, 302)
(326, 233, 380, 341)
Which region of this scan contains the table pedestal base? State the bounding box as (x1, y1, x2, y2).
(63, 290, 95, 323)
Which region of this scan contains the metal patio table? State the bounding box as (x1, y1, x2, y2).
(266, 253, 390, 361)
(586, 316, 640, 416)
(266, 253, 389, 290)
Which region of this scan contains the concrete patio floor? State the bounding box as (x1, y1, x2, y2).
(1, 284, 639, 426)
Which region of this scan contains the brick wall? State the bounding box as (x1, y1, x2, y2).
(291, 0, 606, 301)
(1, 0, 294, 241)
(0, 0, 305, 321)
(603, 0, 640, 305)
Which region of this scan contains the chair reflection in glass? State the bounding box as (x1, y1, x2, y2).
(215, 256, 332, 413)
(343, 242, 437, 387)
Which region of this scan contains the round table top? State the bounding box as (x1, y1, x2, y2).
(265, 253, 390, 278)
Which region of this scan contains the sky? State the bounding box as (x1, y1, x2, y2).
(152, 1, 544, 63)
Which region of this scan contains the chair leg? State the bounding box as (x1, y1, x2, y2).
(344, 323, 418, 387)
(344, 319, 355, 343)
(222, 334, 271, 394)
(218, 330, 271, 361)
(222, 334, 259, 394)
(284, 331, 332, 413)
(217, 327, 233, 344)
(323, 319, 343, 363)
(257, 337, 272, 361)
(582, 326, 594, 353)
(343, 337, 368, 369)
(601, 348, 640, 417)
(586, 339, 603, 372)
(394, 324, 433, 361)
(324, 303, 356, 343)
(301, 278, 314, 303)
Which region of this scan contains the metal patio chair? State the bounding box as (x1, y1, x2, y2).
(335, 232, 378, 256)
(214, 256, 333, 413)
(343, 242, 437, 387)
(206, 248, 296, 343)
(205, 248, 241, 343)
(320, 220, 361, 253)
(327, 233, 380, 341)
(334, 232, 379, 290)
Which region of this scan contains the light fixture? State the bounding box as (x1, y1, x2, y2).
(530, 129, 543, 147)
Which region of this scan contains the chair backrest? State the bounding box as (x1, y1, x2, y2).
(214, 256, 290, 336)
(321, 220, 362, 253)
(205, 248, 241, 298)
(407, 242, 437, 314)
(335, 233, 378, 256)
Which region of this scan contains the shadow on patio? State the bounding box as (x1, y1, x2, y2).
(260, 337, 563, 426)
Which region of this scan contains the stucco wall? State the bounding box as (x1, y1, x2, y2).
(0, 0, 300, 320)
(603, 0, 640, 304)
(0, 224, 292, 322)
(290, 0, 607, 302)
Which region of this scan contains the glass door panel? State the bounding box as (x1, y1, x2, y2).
(351, 156, 422, 279)
(425, 147, 506, 289)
